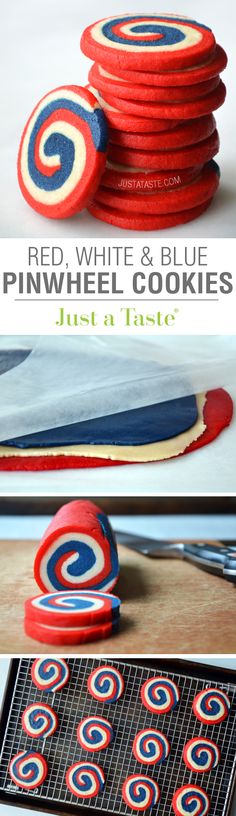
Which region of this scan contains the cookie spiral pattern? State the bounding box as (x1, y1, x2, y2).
(193, 688, 231, 724)
(172, 785, 210, 816)
(17, 86, 108, 218)
(9, 751, 48, 789)
(77, 716, 113, 751)
(88, 665, 124, 703)
(31, 658, 69, 692)
(122, 774, 160, 811)
(66, 761, 105, 798)
(141, 676, 180, 714)
(34, 505, 119, 594)
(133, 729, 170, 765)
(183, 737, 220, 772)
(21, 703, 58, 739)
(27, 589, 120, 625)
(81, 15, 215, 70)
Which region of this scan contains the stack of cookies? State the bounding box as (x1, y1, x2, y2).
(81, 13, 227, 230)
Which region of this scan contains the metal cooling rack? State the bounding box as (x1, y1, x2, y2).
(0, 658, 236, 816)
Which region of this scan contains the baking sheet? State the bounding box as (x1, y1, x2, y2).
(0, 658, 236, 816)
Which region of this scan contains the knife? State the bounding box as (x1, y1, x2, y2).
(116, 531, 236, 583)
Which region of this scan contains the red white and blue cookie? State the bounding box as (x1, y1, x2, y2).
(97, 44, 227, 86)
(133, 729, 170, 765)
(122, 774, 160, 811)
(172, 785, 210, 816)
(109, 115, 216, 151)
(102, 162, 203, 192)
(25, 589, 120, 626)
(183, 738, 220, 772)
(89, 63, 220, 101)
(95, 162, 219, 214)
(89, 197, 213, 230)
(66, 761, 105, 798)
(81, 15, 216, 71)
(192, 687, 231, 724)
(88, 665, 124, 703)
(101, 80, 226, 119)
(31, 657, 70, 692)
(141, 676, 180, 713)
(88, 86, 175, 132)
(17, 85, 108, 218)
(25, 616, 119, 645)
(107, 130, 219, 168)
(77, 716, 114, 751)
(9, 751, 48, 790)
(21, 703, 58, 739)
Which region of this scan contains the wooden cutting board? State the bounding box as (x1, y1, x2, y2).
(0, 539, 235, 654)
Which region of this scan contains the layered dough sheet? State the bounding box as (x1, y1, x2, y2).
(0, 393, 206, 463)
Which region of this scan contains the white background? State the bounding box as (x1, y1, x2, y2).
(0, 240, 235, 335)
(1, 0, 236, 238)
(0, 657, 236, 816)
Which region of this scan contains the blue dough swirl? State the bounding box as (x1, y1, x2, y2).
(2, 395, 198, 448)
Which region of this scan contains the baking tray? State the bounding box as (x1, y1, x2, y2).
(0, 658, 235, 816)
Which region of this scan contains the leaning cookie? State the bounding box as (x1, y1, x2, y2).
(17, 85, 108, 218)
